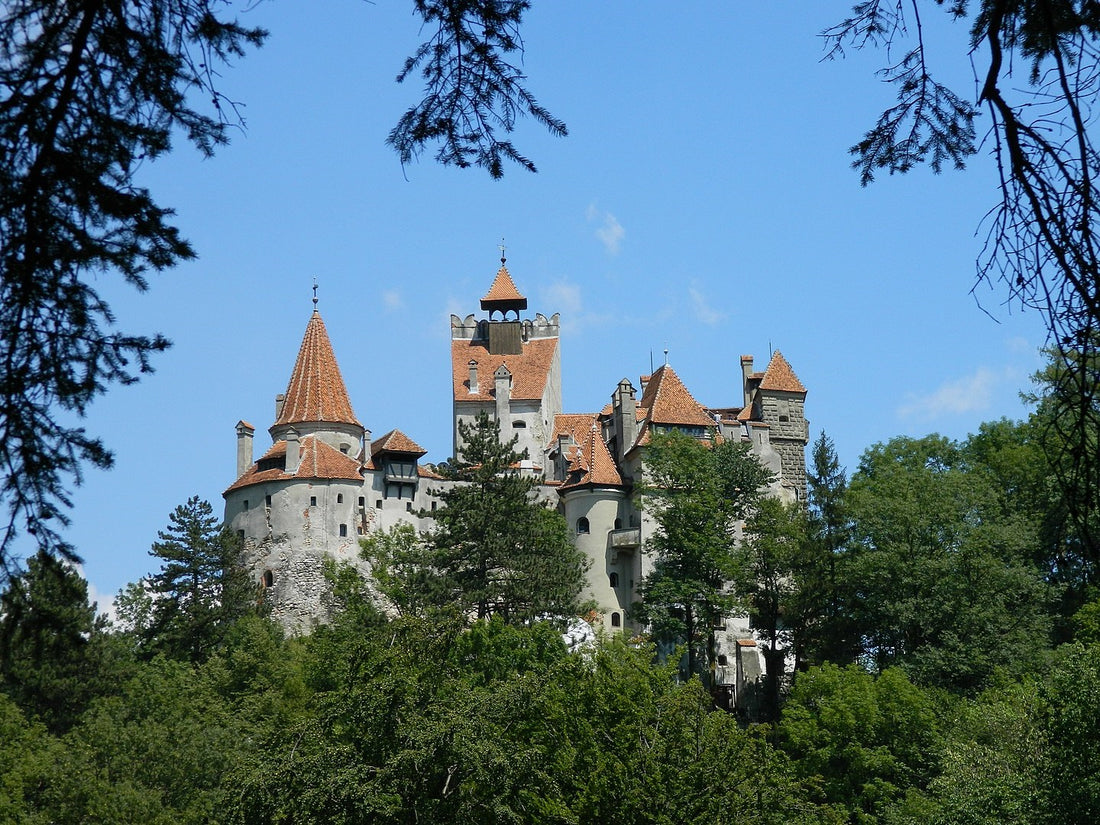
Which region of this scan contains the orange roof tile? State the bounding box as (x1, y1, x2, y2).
(759, 350, 807, 393)
(480, 265, 527, 307)
(371, 429, 427, 457)
(561, 425, 625, 489)
(274, 311, 360, 428)
(224, 436, 362, 493)
(452, 337, 558, 402)
(548, 413, 599, 449)
(637, 365, 715, 428)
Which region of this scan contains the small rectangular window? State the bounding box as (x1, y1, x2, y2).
(358, 496, 365, 507)
(376, 499, 383, 509)
(243, 499, 249, 510)
(431, 501, 437, 511)
(339, 524, 347, 537)
(337, 493, 344, 503)
(265, 495, 272, 507)
(310, 496, 317, 507)
(406, 502, 413, 512)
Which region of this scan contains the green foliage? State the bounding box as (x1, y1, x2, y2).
(0, 0, 265, 571)
(635, 430, 774, 680)
(372, 413, 587, 624)
(845, 434, 1053, 692)
(0, 550, 117, 733)
(779, 664, 941, 824)
(797, 432, 860, 668)
(143, 496, 254, 662)
(1038, 644, 1100, 823)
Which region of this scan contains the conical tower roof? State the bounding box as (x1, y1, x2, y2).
(480, 264, 527, 312)
(274, 310, 360, 428)
(759, 350, 807, 393)
(637, 365, 715, 428)
(562, 424, 625, 489)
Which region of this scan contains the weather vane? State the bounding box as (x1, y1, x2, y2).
(499, 237, 506, 266)
(312, 277, 318, 308)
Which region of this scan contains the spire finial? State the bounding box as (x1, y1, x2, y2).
(664, 346, 669, 366)
(312, 277, 318, 309)
(499, 237, 506, 266)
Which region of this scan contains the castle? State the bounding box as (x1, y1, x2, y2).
(224, 259, 808, 690)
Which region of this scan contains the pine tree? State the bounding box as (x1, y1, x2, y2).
(145, 497, 251, 662)
(416, 413, 586, 624)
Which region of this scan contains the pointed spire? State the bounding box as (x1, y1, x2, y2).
(480, 254, 527, 313)
(273, 310, 360, 428)
(759, 350, 807, 393)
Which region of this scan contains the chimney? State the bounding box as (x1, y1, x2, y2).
(494, 364, 512, 425)
(740, 355, 754, 409)
(275, 393, 285, 421)
(468, 360, 479, 395)
(613, 378, 637, 461)
(235, 420, 254, 478)
(285, 428, 300, 474)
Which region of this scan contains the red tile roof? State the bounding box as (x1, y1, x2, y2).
(637, 365, 715, 428)
(561, 424, 625, 489)
(224, 435, 363, 493)
(759, 350, 807, 393)
(274, 310, 360, 428)
(548, 413, 599, 449)
(371, 429, 427, 457)
(481, 265, 527, 306)
(452, 337, 558, 402)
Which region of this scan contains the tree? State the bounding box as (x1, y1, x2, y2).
(0, 550, 111, 733)
(376, 412, 587, 624)
(143, 496, 252, 662)
(634, 430, 774, 683)
(778, 664, 942, 824)
(845, 435, 1054, 692)
(0, 1, 563, 579)
(795, 431, 860, 669)
(738, 497, 807, 720)
(827, 1, 1100, 580)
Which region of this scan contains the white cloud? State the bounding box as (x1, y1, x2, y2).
(586, 204, 625, 255)
(540, 281, 583, 316)
(382, 289, 403, 310)
(897, 368, 998, 419)
(688, 283, 724, 325)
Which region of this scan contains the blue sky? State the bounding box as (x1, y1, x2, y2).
(35, 2, 1049, 607)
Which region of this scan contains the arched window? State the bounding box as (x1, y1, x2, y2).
(337, 493, 343, 503)
(261, 570, 274, 588)
(512, 420, 527, 428)
(576, 517, 590, 534)
(614, 517, 622, 529)
(609, 572, 619, 587)
(611, 612, 621, 627)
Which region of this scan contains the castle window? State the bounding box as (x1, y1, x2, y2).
(512, 420, 526, 428)
(406, 502, 413, 512)
(357, 525, 364, 535)
(310, 496, 317, 507)
(358, 496, 365, 507)
(576, 517, 590, 534)
(609, 572, 619, 587)
(339, 524, 347, 537)
(611, 612, 621, 628)
(431, 501, 437, 511)
(337, 493, 343, 503)
(262, 570, 274, 588)
(243, 499, 249, 510)
(265, 494, 272, 507)
(340, 443, 350, 454)
(376, 499, 383, 509)
(717, 654, 728, 666)
(614, 518, 622, 529)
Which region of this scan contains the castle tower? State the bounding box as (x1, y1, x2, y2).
(739, 351, 809, 502)
(451, 257, 561, 467)
(224, 306, 369, 632)
(558, 422, 633, 633)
